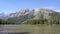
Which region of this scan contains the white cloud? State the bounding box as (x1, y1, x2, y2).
(54, 10, 60, 12)
(41, 6, 56, 9)
(40, 6, 60, 12)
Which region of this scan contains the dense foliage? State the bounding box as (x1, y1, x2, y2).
(23, 16, 60, 25)
(23, 19, 47, 24)
(0, 16, 60, 25)
(0, 19, 15, 24)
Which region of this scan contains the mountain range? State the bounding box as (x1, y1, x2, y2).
(0, 8, 60, 23)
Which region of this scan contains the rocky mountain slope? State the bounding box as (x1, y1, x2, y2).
(7, 8, 60, 23)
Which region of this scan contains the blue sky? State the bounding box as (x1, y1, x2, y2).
(0, 0, 60, 14)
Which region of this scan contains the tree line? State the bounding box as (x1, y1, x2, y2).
(23, 16, 60, 25)
(0, 19, 15, 24)
(0, 16, 60, 25)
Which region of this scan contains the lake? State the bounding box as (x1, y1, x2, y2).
(0, 24, 60, 34)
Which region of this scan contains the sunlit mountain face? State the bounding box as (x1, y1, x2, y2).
(2, 8, 59, 23)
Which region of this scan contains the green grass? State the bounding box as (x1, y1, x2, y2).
(1, 24, 60, 34)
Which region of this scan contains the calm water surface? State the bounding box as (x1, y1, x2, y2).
(0, 25, 29, 34)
